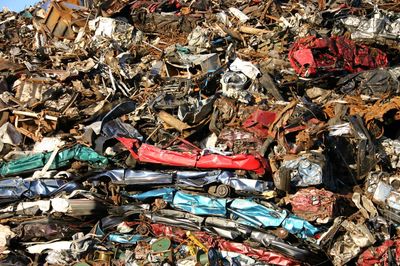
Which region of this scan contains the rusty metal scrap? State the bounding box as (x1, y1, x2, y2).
(0, 0, 399, 265)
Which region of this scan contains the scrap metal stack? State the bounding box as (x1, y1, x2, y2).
(0, 0, 400, 265)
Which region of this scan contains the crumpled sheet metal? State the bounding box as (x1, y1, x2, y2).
(117, 137, 267, 174)
(174, 52, 221, 74)
(204, 216, 321, 263)
(14, 222, 76, 242)
(220, 71, 251, 103)
(101, 118, 143, 140)
(0, 178, 78, 200)
(341, 10, 400, 42)
(187, 26, 211, 49)
(289, 188, 335, 222)
(2, 0, 400, 264)
(367, 172, 400, 213)
(289, 35, 388, 77)
(91, 168, 272, 193)
(217, 128, 264, 155)
(229, 198, 319, 238)
(229, 58, 261, 80)
(131, 11, 199, 34)
(89, 169, 173, 185)
(357, 238, 400, 266)
(108, 234, 146, 244)
(193, 152, 268, 176)
(150, 223, 297, 266)
(43, 0, 89, 39)
(218, 250, 259, 266)
(26, 241, 72, 254)
(242, 109, 276, 138)
(248, 230, 319, 263)
(380, 138, 400, 169)
(173, 191, 227, 216)
(176, 170, 273, 193)
(228, 198, 286, 228)
(147, 209, 204, 232)
(0, 145, 108, 177)
(129, 188, 318, 238)
(126, 187, 176, 202)
(148, 210, 317, 263)
(0, 123, 22, 146)
(0, 224, 15, 253)
(100, 101, 136, 132)
(329, 219, 376, 266)
(217, 240, 298, 266)
(150, 223, 215, 248)
(2, 198, 105, 216)
(337, 68, 400, 96)
(88, 16, 134, 48)
(129, 188, 227, 216)
(278, 153, 325, 188)
(177, 95, 216, 125)
(204, 217, 245, 240)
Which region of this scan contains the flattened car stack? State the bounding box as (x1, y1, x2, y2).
(0, 0, 400, 265)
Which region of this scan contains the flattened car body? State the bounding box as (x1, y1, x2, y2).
(117, 137, 268, 174)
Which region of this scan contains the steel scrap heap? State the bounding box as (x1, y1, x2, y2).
(1, 0, 400, 265)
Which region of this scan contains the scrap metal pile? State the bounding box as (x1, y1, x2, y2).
(1, 0, 400, 265)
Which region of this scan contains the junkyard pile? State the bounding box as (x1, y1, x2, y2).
(1, 0, 400, 265)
